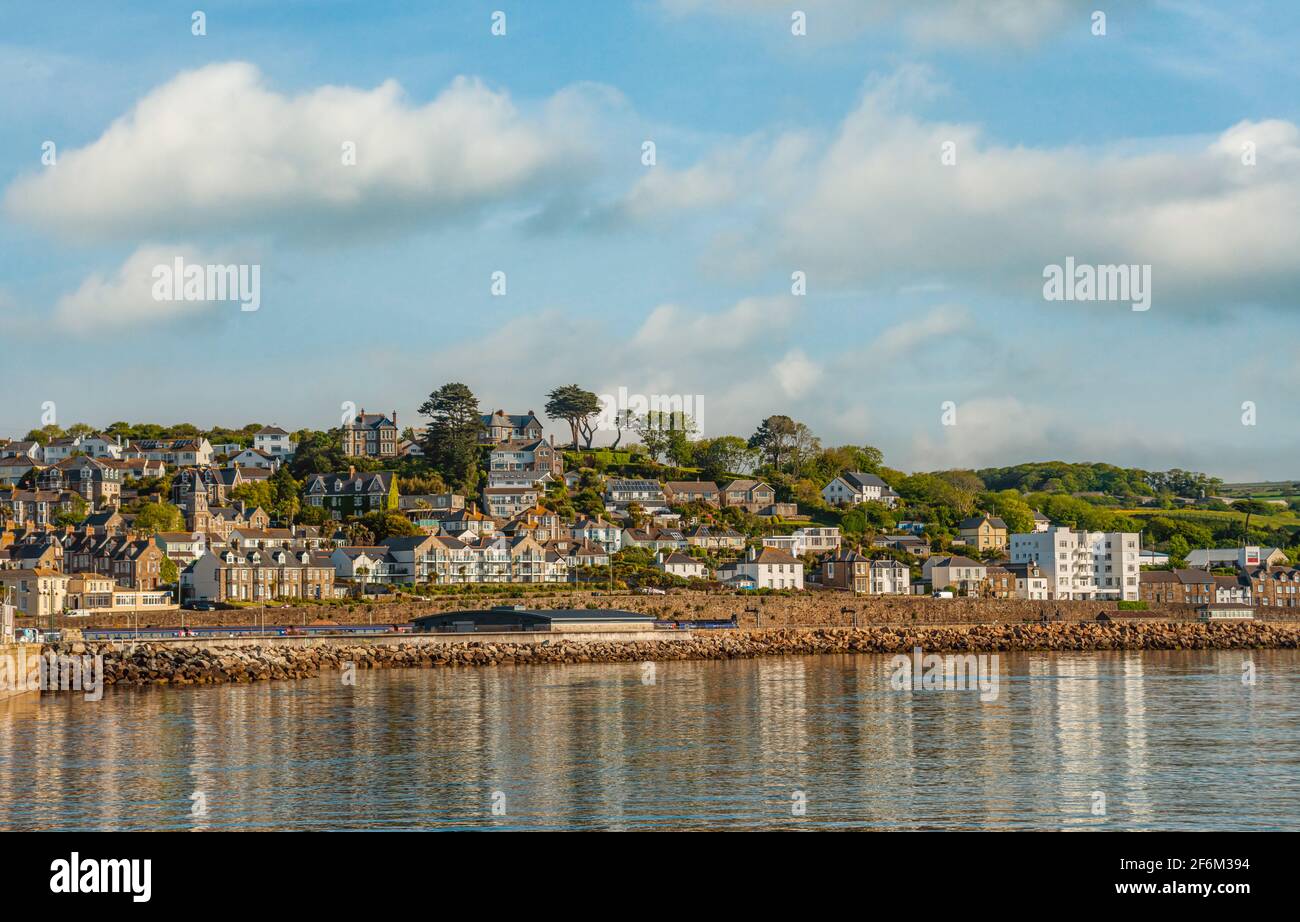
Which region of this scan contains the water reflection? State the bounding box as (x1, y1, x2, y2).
(1, 650, 1297, 830)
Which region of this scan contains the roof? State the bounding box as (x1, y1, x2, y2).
(1139, 568, 1215, 585)
(256, 426, 291, 436)
(411, 606, 655, 628)
(959, 514, 1008, 530)
(930, 555, 983, 568)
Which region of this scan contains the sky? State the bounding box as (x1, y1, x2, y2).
(1, 0, 1298, 480)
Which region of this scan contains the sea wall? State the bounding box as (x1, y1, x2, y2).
(41, 620, 1300, 691)
(52, 592, 1224, 630)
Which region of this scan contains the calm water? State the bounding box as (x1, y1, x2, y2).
(2, 650, 1298, 830)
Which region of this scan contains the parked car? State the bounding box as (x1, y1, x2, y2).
(183, 600, 218, 612)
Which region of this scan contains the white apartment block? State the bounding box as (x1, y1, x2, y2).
(1009, 527, 1141, 601)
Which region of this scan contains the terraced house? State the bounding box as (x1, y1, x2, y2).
(184, 547, 336, 602)
(37, 456, 122, 508)
(303, 468, 399, 520)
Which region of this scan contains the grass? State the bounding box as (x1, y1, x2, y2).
(1118, 507, 1300, 530)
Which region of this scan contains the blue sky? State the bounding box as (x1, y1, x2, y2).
(2, 0, 1298, 479)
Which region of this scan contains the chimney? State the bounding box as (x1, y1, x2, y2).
(392, 410, 397, 427)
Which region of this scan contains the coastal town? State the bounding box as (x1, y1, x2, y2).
(2, 383, 1297, 633)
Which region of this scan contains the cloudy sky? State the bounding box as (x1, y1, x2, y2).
(2, 1, 1298, 479)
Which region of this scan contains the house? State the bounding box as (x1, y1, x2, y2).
(342, 409, 399, 459)
(107, 539, 167, 590)
(662, 481, 720, 507)
(655, 551, 709, 580)
(1139, 569, 1216, 605)
(154, 532, 206, 564)
(330, 546, 400, 585)
(480, 410, 544, 444)
(719, 546, 804, 590)
(1185, 546, 1286, 570)
(398, 438, 424, 458)
(302, 468, 399, 520)
(683, 524, 745, 550)
(378, 535, 442, 583)
(399, 493, 465, 513)
(605, 479, 669, 513)
(957, 514, 1009, 551)
(37, 456, 123, 507)
(1004, 561, 1050, 600)
(1214, 573, 1252, 605)
(819, 551, 910, 595)
(569, 515, 624, 553)
(482, 485, 540, 520)
(820, 472, 899, 508)
(1247, 567, 1300, 610)
(184, 547, 335, 602)
(0, 569, 70, 620)
(78, 434, 124, 460)
(621, 527, 685, 552)
(1031, 511, 1052, 532)
(227, 447, 279, 470)
(42, 436, 83, 463)
(1138, 549, 1171, 567)
(1, 490, 82, 529)
(720, 479, 776, 514)
(129, 438, 214, 467)
(0, 441, 43, 462)
(762, 527, 842, 557)
(871, 534, 931, 558)
(1009, 527, 1141, 601)
(0, 457, 39, 486)
(1, 535, 65, 571)
(922, 556, 987, 596)
(488, 438, 564, 479)
(253, 426, 297, 458)
(65, 573, 178, 617)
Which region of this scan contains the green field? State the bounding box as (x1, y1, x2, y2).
(1119, 507, 1300, 530)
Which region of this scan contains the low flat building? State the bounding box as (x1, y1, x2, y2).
(411, 606, 658, 633)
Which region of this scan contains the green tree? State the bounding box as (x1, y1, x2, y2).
(419, 382, 481, 492)
(134, 501, 184, 535)
(748, 415, 798, 469)
(290, 430, 350, 478)
(545, 385, 603, 449)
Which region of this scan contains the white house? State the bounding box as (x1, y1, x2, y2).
(227, 448, 280, 470)
(922, 556, 987, 595)
(655, 551, 709, 580)
(722, 546, 804, 590)
(821, 472, 900, 508)
(253, 426, 297, 458)
(763, 526, 842, 557)
(1009, 527, 1141, 601)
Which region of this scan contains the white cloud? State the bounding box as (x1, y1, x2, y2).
(5, 62, 602, 241)
(867, 305, 973, 360)
(52, 244, 251, 332)
(773, 349, 824, 398)
(701, 69, 1300, 308)
(633, 295, 798, 353)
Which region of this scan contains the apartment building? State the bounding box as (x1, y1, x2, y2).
(1009, 527, 1141, 601)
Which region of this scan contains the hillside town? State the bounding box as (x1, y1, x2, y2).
(2, 383, 1299, 626)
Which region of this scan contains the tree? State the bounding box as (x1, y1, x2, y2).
(419, 383, 481, 492)
(160, 556, 180, 585)
(545, 385, 603, 449)
(134, 501, 184, 535)
(749, 416, 798, 469)
(269, 466, 301, 523)
(290, 430, 350, 478)
(696, 436, 756, 481)
(360, 511, 418, 541)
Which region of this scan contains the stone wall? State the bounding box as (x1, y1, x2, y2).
(51, 590, 1223, 631)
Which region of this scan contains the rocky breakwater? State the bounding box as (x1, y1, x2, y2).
(42, 620, 1300, 691)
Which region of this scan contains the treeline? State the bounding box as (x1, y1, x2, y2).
(974, 461, 1224, 499)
